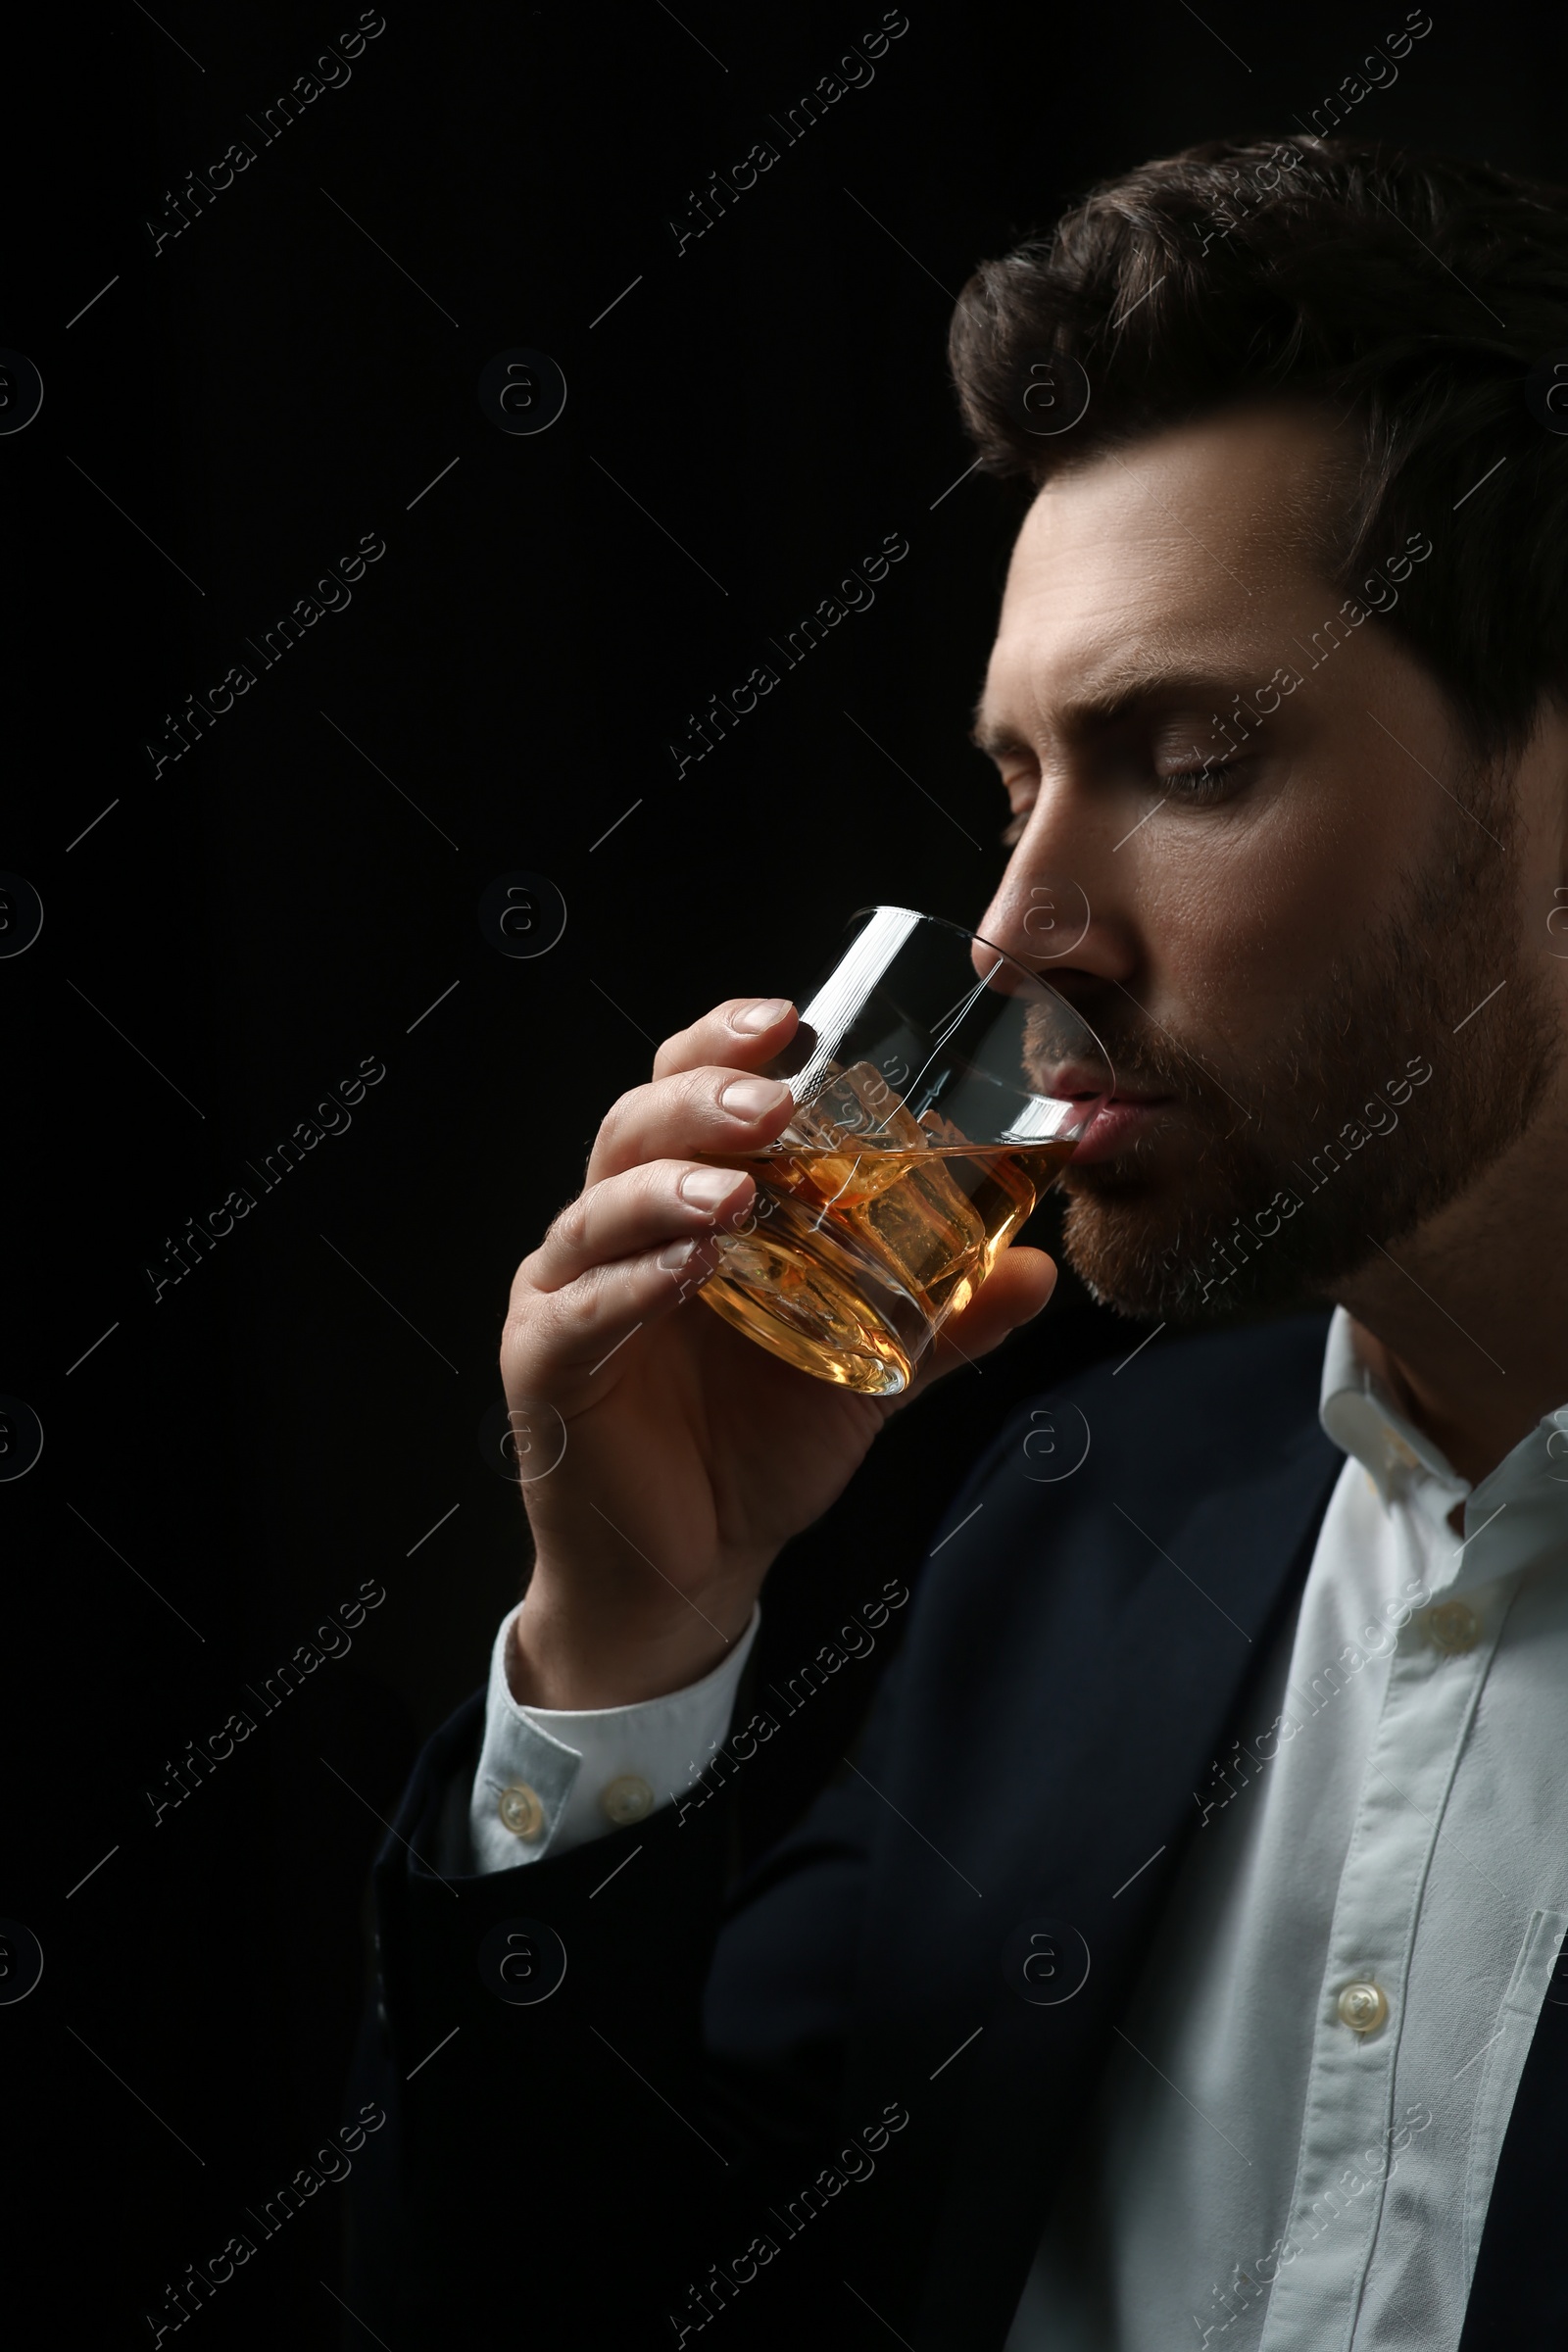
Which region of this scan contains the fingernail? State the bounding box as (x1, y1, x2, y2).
(731, 997, 791, 1034)
(720, 1075, 791, 1119)
(679, 1166, 742, 1210)
(658, 1237, 701, 1271)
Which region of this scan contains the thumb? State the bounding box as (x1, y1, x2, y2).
(889, 1246, 1058, 1411)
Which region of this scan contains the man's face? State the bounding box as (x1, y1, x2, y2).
(970, 403, 1564, 1319)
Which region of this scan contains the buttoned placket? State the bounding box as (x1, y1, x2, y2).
(1256, 1450, 1510, 2352)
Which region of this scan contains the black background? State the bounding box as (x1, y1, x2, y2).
(8, 0, 1566, 2339)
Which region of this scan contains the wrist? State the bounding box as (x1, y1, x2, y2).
(509, 1570, 758, 1709)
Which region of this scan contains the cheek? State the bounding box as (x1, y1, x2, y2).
(1146, 842, 1306, 1012)
(1147, 778, 1408, 1018)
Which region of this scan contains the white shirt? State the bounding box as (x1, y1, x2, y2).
(1010, 1308, 1568, 2350)
(469, 1310, 1568, 2350)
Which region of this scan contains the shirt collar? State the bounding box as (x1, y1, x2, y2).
(1318, 1305, 1568, 1596)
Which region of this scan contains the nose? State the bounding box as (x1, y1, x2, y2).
(970, 874, 1092, 976)
(970, 782, 1136, 997)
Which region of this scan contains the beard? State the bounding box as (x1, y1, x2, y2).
(1034, 766, 1562, 1323)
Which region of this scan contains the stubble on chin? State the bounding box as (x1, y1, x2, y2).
(1057, 1114, 1286, 1320)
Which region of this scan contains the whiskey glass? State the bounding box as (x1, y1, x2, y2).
(692, 905, 1113, 1396)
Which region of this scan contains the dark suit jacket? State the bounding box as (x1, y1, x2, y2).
(344, 1311, 1568, 2348)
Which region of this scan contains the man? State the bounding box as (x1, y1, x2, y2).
(346, 132, 1568, 2348)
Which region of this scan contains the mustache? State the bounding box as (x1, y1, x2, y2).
(1022, 994, 1244, 1116)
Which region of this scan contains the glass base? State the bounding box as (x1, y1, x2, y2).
(695, 1195, 932, 1396)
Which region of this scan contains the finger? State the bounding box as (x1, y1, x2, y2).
(888, 1247, 1059, 1413)
(523, 1158, 756, 1296)
(651, 997, 799, 1081)
(585, 1062, 797, 1187)
(503, 1224, 727, 1396)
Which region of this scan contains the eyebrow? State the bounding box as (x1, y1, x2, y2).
(968, 666, 1270, 760)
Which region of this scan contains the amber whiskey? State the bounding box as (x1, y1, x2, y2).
(692, 1059, 1073, 1394)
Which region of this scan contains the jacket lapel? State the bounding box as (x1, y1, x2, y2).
(1458, 1955, 1568, 2342)
(905, 1414, 1343, 2348)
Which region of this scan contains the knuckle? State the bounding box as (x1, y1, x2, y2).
(498, 1301, 537, 1377)
(514, 1247, 554, 1304)
(693, 1065, 736, 1121)
(597, 1082, 649, 1153)
(549, 1191, 594, 1258)
(650, 1029, 693, 1080)
(652, 1002, 748, 1083)
(552, 1265, 612, 1347)
(645, 1156, 691, 1208)
(505, 1250, 545, 1313)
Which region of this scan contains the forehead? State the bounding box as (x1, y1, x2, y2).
(982, 404, 1354, 727)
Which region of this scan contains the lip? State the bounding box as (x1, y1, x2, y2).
(1067, 1093, 1177, 1165)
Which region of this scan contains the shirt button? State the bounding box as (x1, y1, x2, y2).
(498, 1783, 545, 1839)
(1337, 1980, 1389, 2034)
(1425, 1600, 1480, 1654)
(601, 1773, 655, 1827)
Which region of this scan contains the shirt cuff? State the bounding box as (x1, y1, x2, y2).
(468, 1600, 761, 1873)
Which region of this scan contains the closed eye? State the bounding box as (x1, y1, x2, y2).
(1157, 758, 1251, 806)
(1000, 757, 1251, 844)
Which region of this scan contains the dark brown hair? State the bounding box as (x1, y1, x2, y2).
(949, 134, 1568, 761)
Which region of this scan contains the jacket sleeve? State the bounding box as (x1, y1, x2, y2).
(343, 1650, 906, 2348)
(339, 1387, 1055, 2350)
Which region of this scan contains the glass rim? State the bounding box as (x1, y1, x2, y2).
(768, 902, 1116, 1141)
(844, 902, 1070, 1004)
(841, 901, 1115, 1084)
